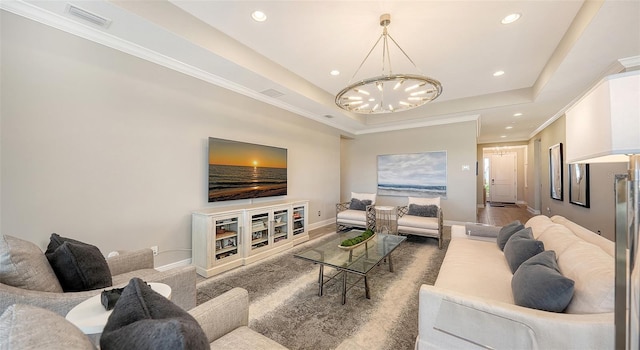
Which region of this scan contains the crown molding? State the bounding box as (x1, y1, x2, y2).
(1, 1, 356, 133)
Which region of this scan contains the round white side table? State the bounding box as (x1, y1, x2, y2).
(66, 282, 172, 335)
(374, 205, 396, 234)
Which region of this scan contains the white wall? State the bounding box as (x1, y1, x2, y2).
(1, 12, 341, 266)
(341, 121, 478, 223)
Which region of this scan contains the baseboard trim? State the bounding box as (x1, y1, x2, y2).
(156, 258, 192, 271)
(527, 206, 541, 215)
(310, 218, 334, 230)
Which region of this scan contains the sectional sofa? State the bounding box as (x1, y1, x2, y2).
(416, 215, 615, 349)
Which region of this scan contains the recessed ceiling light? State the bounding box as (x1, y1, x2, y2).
(251, 10, 267, 22)
(513, 112, 523, 117)
(501, 13, 521, 25)
(505, 126, 513, 130)
(493, 70, 505, 77)
(330, 70, 340, 76)
(500, 135, 507, 138)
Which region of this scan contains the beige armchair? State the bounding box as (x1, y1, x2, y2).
(397, 197, 444, 249)
(336, 192, 376, 232)
(1, 288, 286, 350)
(0, 234, 196, 316)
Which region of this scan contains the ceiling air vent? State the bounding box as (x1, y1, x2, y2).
(66, 4, 112, 28)
(260, 89, 285, 98)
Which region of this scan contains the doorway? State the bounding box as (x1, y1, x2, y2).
(483, 147, 520, 205)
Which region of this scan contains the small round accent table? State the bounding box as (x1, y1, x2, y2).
(374, 205, 396, 234)
(66, 282, 171, 335)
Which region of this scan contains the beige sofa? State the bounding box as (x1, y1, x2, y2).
(0, 234, 196, 316)
(1, 287, 285, 349)
(417, 215, 614, 349)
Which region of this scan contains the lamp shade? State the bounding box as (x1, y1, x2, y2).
(565, 70, 640, 164)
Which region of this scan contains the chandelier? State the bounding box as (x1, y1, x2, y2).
(335, 14, 442, 114)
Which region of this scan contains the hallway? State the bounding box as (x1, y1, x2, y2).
(477, 203, 534, 226)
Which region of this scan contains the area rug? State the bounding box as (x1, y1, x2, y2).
(196, 230, 450, 350)
(489, 202, 519, 208)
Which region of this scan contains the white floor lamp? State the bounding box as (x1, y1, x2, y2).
(565, 69, 640, 350)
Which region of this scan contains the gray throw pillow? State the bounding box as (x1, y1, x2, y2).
(101, 278, 208, 350)
(45, 233, 112, 292)
(0, 304, 96, 349)
(408, 204, 438, 217)
(349, 198, 372, 211)
(503, 228, 544, 274)
(0, 234, 63, 292)
(512, 250, 575, 312)
(497, 220, 524, 250)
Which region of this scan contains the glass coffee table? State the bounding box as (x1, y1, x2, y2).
(294, 230, 406, 304)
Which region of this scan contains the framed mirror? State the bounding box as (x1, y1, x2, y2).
(569, 163, 590, 207)
(549, 143, 563, 201)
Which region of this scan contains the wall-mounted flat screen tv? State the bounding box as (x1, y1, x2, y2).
(208, 137, 287, 202)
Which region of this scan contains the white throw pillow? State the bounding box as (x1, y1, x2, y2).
(408, 196, 440, 207)
(351, 192, 376, 205)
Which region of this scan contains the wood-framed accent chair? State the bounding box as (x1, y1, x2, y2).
(336, 192, 376, 232)
(397, 197, 444, 249)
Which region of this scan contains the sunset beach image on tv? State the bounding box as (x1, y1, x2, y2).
(209, 137, 287, 202)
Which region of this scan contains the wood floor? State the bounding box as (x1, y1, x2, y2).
(476, 202, 534, 226)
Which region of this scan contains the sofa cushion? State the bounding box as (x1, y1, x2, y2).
(497, 220, 524, 250)
(503, 228, 544, 273)
(101, 278, 208, 350)
(551, 215, 615, 257)
(45, 234, 112, 292)
(559, 241, 615, 314)
(525, 215, 556, 239)
(351, 192, 376, 205)
(0, 304, 96, 349)
(349, 198, 371, 211)
(537, 224, 581, 257)
(337, 209, 367, 222)
(397, 215, 439, 230)
(408, 204, 438, 217)
(0, 234, 63, 292)
(435, 238, 514, 304)
(512, 250, 575, 312)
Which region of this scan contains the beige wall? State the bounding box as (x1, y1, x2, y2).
(1, 13, 341, 266)
(341, 121, 478, 224)
(531, 116, 626, 241)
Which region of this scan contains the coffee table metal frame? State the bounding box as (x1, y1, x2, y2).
(294, 231, 406, 304)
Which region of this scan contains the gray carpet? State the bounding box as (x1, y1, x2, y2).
(197, 229, 450, 350)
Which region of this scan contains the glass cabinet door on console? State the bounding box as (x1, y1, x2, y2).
(191, 210, 244, 277)
(214, 216, 241, 262)
(272, 209, 290, 244)
(244, 205, 291, 264)
(292, 205, 305, 237)
(291, 201, 309, 245)
(249, 211, 270, 252)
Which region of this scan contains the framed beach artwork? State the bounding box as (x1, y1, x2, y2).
(569, 163, 590, 207)
(549, 143, 563, 201)
(208, 137, 287, 202)
(377, 151, 447, 198)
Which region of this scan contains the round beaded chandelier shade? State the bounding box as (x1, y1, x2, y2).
(335, 14, 442, 114)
